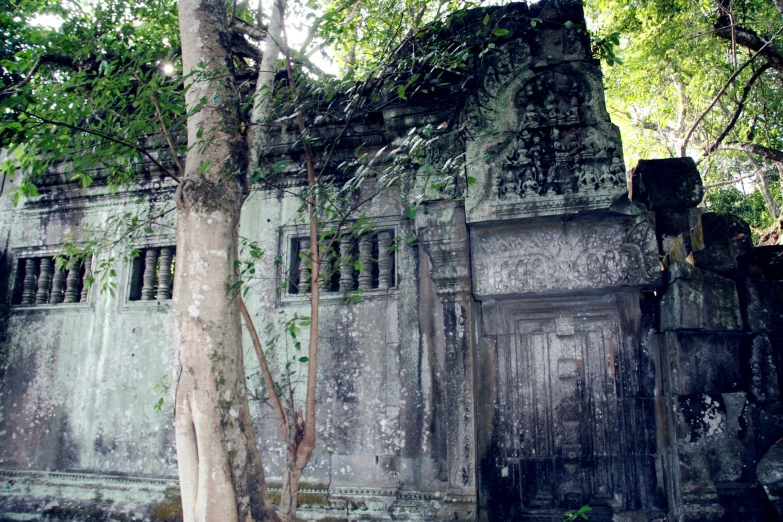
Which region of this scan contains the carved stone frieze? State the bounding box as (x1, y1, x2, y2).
(470, 216, 660, 297)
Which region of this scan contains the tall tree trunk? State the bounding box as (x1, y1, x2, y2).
(175, 1, 278, 521)
(248, 0, 284, 166)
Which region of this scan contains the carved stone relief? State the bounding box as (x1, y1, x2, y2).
(470, 217, 659, 297)
(464, 43, 626, 222)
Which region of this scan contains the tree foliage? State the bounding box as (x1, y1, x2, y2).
(586, 0, 783, 238)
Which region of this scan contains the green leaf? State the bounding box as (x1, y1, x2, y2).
(492, 28, 510, 37)
(396, 84, 407, 100)
(298, 356, 309, 363)
(482, 13, 489, 25)
(406, 205, 417, 220)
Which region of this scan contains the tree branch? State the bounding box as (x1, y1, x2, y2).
(714, 9, 783, 73)
(238, 296, 289, 439)
(722, 141, 783, 162)
(15, 108, 181, 183)
(680, 28, 782, 155)
(230, 17, 267, 41)
(702, 62, 770, 158)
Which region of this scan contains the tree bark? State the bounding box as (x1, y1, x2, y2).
(175, 1, 278, 521)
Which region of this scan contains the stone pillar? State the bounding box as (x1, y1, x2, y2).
(64, 260, 81, 303)
(35, 257, 52, 305)
(358, 235, 373, 290)
(80, 256, 92, 303)
(141, 248, 159, 300)
(298, 239, 311, 294)
(415, 201, 476, 520)
(49, 264, 65, 304)
(339, 235, 355, 291)
(156, 248, 173, 300)
(21, 258, 38, 306)
(377, 231, 393, 290)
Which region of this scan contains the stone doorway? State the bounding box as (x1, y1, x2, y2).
(476, 295, 658, 521)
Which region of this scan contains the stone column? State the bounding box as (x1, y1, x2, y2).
(50, 264, 65, 304)
(64, 259, 81, 303)
(415, 201, 477, 519)
(141, 248, 159, 300)
(21, 258, 38, 306)
(157, 248, 173, 300)
(358, 235, 373, 290)
(298, 238, 311, 294)
(377, 231, 393, 290)
(35, 257, 52, 305)
(339, 235, 354, 291)
(80, 256, 92, 303)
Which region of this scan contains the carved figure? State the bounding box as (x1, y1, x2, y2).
(545, 91, 558, 122)
(530, 135, 543, 159)
(522, 103, 539, 127)
(578, 164, 599, 191)
(565, 96, 579, 124)
(599, 164, 617, 188)
(545, 165, 558, 195)
(610, 157, 625, 181)
(520, 169, 540, 197)
(498, 171, 520, 199)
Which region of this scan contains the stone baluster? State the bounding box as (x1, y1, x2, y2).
(358, 235, 373, 290)
(141, 248, 159, 300)
(297, 239, 311, 294)
(157, 248, 173, 300)
(339, 235, 355, 291)
(319, 239, 333, 292)
(21, 259, 38, 306)
(49, 263, 65, 304)
(64, 259, 81, 303)
(35, 257, 53, 305)
(80, 256, 92, 303)
(377, 231, 393, 290)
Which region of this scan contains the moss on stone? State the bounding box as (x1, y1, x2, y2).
(149, 487, 183, 522)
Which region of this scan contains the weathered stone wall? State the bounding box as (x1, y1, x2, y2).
(1, 1, 782, 521)
(634, 158, 783, 522)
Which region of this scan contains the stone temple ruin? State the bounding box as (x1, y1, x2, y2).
(1, 1, 783, 521)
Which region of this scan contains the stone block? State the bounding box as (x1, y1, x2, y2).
(746, 335, 780, 403)
(745, 245, 783, 281)
(628, 157, 704, 210)
(660, 262, 742, 332)
(663, 332, 743, 396)
(656, 207, 703, 255)
(741, 270, 780, 332)
(666, 232, 692, 266)
(757, 441, 783, 520)
(690, 212, 753, 274)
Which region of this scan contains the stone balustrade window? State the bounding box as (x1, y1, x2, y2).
(10, 255, 92, 306)
(289, 230, 395, 295)
(128, 246, 176, 301)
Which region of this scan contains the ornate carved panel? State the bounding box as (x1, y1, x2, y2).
(470, 217, 659, 298)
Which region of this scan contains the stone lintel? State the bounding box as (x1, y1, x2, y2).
(470, 215, 660, 299)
